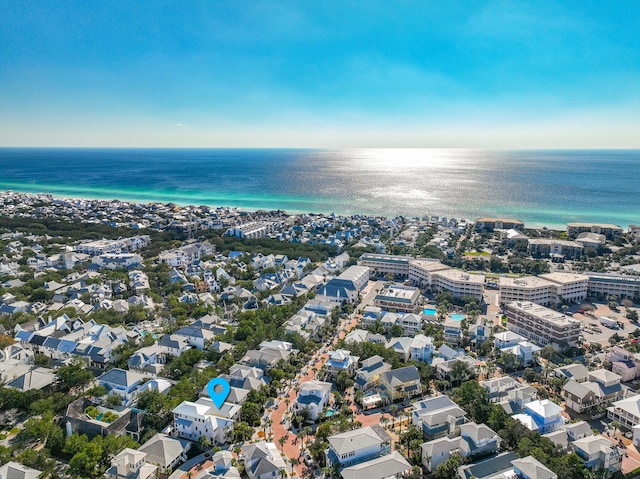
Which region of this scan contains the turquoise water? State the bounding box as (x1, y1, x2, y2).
(96, 413, 104, 421)
(1, 148, 639, 228)
(450, 314, 466, 321)
(325, 409, 335, 417)
(423, 308, 437, 316)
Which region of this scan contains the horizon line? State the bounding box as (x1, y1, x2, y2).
(1, 145, 640, 151)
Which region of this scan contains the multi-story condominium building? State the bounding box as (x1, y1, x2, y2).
(373, 284, 421, 313)
(506, 301, 581, 348)
(587, 273, 640, 299)
(225, 221, 280, 239)
(528, 239, 583, 259)
(357, 254, 451, 287)
(567, 222, 623, 239)
(358, 253, 413, 278)
(499, 273, 589, 306)
(77, 235, 150, 255)
(407, 259, 451, 288)
(475, 217, 525, 232)
(539, 272, 589, 304)
(373, 284, 420, 313)
(499, 276, 556, 306)
(432, 270, 485, 300)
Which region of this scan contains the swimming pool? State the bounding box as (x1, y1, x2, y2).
(325, 408, 336, 417)
(450, 314, 466, 321)
(423, 308, 437, 316)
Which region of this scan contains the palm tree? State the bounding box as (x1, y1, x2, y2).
(289, 457, 299, 475)
(278, 435, 287, 452)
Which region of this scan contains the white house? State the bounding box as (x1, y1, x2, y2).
(242, 442, 288, 479)
(172, 399, 234, 444)
(293, 380, 332, 421)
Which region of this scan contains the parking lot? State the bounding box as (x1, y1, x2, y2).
(574, 304, 639, 346)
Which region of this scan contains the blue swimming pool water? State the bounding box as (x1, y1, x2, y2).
(450, 314, 466, 321)
(423, 308, 437, 316)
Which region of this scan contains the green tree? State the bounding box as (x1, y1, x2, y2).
(434, 453, 462, 479)
(336, 371, 354, 392)
(56, 357, 93, 390)
(240, 401, 262, 426)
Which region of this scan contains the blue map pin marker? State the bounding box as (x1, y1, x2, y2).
(207, 377, 231, 409)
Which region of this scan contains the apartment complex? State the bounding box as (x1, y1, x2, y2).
(475, 217, 525, 232)
(358, 254, 413, 279)
(499, 277, 556, 306)
(373, 284, 421, 313)
(506, 301, 581, 348)
(432, 269, 485, 300)
(499, 273, 588, 306)
(567, 222, 623, 239)
(408, 259, 451, 288)
(358, 254, 483, 299)
(528, 239, 583, 259)
(587, 273, 640, 299)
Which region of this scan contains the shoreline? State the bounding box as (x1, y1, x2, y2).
(2, 188, 634, 233)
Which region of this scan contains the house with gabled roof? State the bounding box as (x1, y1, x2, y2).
(555, 363, 589, 383)
(379, 365, 421, 403)
(420, 422, 500, 472)
(327, 349, 359, 377)
(339, 450, 410, 479)
(0, 461, 42, 479)
(562, 369, 622, 414)
(513, 399, 565, 434)
(97, 368, 148, 406)
(326, 425, 391, 468)
(242, 442, 288, 479)
(608, 394, 640, 430)
(172, 398, 234, 444)
(174, 326, 214, 350)
(572, 435, 622, 475)
(412, 395, 467, 440)
(138, 433, 191, 471)
(293, 380, 332, 421)
(106, 447, 157, 479)
(457, 451, 517, 479)
(480, 376, 537, 414)
(354, 355, 391, 391)
(512, 455, 558, 479)
(6, 367, 56, 391)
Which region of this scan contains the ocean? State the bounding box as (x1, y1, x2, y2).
(0, 148, 638, 229)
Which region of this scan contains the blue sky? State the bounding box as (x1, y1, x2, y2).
(1, 1, 639, 147)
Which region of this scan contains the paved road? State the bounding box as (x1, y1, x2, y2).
(269, 280, 389, 476)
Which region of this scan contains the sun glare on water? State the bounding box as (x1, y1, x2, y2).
(351, 148, 469, 170)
